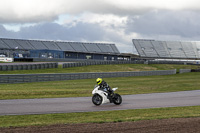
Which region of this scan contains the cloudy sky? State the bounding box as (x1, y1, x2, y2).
(0, 0, 200, 53)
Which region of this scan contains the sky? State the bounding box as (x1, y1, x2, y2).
(0, 0, 200, 54)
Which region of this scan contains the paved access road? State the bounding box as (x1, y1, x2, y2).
(0, 90, 200, 116)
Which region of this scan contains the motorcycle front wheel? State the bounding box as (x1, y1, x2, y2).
(113, 93, 122, 105)
(92, 94, 102, 106)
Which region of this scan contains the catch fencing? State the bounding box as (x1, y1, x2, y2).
(0, 63, 58, 71)
(0, 69, 176, 84)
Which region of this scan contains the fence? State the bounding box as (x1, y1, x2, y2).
(0, 69, 176, 84)
(0, 63, 58, 71)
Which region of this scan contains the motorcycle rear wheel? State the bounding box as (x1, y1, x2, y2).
(113, 93, 122, 105)
(92, 94, 102, 106)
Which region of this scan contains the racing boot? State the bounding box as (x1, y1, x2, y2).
(107, 90, 114, 103)
(109, 89, 114, 98)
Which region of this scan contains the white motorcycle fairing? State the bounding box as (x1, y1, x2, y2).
(92, 86, 118, 105)
(93, 90, 110, 104)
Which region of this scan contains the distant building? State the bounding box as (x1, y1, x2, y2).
(132, 39, 200, 60)
(0, 38, 129, 61)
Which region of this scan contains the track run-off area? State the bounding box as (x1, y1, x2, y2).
(0, 90, 200, 116)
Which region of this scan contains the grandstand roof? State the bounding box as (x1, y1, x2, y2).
(132, 39, 200, 59)
(0, 38, 120, 54)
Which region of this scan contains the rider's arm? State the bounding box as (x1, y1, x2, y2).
(98, 85, 102, 90)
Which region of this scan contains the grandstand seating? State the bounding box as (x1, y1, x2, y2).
(195, 42, 200, 58)
(151, 41, 171, 58)
(69, 42, 88, 52)
(0, 38, 120, 55)
(110, 44, 120, 54)
(166, 41, 186, 58)
(181, 42, 197, 58)
(0, 39, 10, 49)
(132, 40, 147, 57)
(55, 42, 75, 51)
(132, 39, 200, 59)
(2, 39, 24, 49)
(97, 43, 115, 53)
(42, 41, 61, 51)
(15, 39, 35, 50)
(28, 40, 48, 50)
(136, 40, 158, 57)
(82, 43, 102, 53)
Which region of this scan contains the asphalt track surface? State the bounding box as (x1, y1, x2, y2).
(0, 90, 200, 116)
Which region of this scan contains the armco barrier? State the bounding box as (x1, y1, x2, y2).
(0, 63, 58, 71)
(62, 60, 189, 68)
(0, 69, 176, 84)
(62, 61, 145, 68)
(179, 69, 191, 74)
(148, 61, 185, 65)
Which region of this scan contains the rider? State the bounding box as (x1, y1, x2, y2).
(96, 78, 113, 98)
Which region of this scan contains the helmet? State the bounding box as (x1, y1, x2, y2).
(96, 78, 102, 85)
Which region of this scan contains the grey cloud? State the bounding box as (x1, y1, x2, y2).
(0, 25, 16, 37)
(0, 22, 105, 41)
(0, 23, 120, 47)
(0, 22, 134, 52)
(126, 10, 200, 40)
(0, 2, 147, 24)
(0, 15, 58, 24)
(20, 22, 106, 41)
(2, 0, 200, 24)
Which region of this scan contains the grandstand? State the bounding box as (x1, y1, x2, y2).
(132, 39, 200, 60)
(0, 38, 128, 61)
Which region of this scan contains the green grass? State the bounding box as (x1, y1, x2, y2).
(0, 64, 199, 74)
(0, 106, 199, 128)
(0, 64, 200, 128)
(0, 72, 200, 99)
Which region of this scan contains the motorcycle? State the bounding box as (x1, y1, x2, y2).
(92, 85, 122, 106)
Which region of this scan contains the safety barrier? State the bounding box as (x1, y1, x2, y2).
(62, 60, 145, 68)
(62, 60, 189, 68)
(0, 60, 192, 71)
(0, 69, 176, 84)
(179, 69, 191, 74)
(147, 61, 185, 65)
(0, 63, 58, 71)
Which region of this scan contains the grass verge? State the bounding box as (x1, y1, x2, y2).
(0, 72, 200, 99)
(0, 106, 199, 128)
(0, 64, 199, 74)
